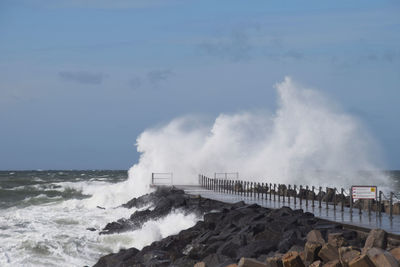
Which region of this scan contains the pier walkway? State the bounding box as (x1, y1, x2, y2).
(174, 185, 400, 235)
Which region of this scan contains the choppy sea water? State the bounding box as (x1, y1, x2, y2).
(0, 170, 199, 267)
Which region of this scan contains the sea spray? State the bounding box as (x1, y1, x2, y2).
(88, 76, 389, 208)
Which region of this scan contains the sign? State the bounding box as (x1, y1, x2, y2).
(352, 186, 377, 200)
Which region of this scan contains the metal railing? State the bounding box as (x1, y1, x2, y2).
(198, 174, 399, 220)
(151, 172, 173, 186)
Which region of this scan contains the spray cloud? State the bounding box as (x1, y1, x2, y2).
(89, 76, 389, 207)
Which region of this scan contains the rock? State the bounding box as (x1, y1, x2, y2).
(322, 260, 342, 267)
(304, 242, 322, 263)
(362, 229, 388, 253)
(328, 233, 348, 248)
(194, 262, 206, 267)
(309, 260, 323, 267)
(366, 247, 400, 267)
(318, 244, 339, 262)
(281, 251, 305, 267)
(202, 253, 233, 267)
(266, 254, 283, 267)
(390, 247, 400, 262)
(238, 257, 269, 267)
(93, 247, 140, 267)
(338, 247, 360, 267)
(307, 230, 325, 245)
(348, 254, 375, 267)
(226, 265, 239, 267)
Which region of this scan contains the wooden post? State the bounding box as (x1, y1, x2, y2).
(294, 185, 297, 205)
(273, 184, 276, 201)
(288, 184, 291, 204)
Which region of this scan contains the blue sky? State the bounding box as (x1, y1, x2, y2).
(0, 0, 399, 170)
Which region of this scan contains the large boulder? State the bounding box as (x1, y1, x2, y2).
(281, 251, 305, 267)
(238, 257, 269, 267)
(328, 233, 348, 248)
(366, 247, 400, 267)
(338, 247, 360, 267)
(307, 230, 325, 245)
(348, 254, 375, 267)
(362, 229, 388, 253)
(318, 244, 339, 262)
(390, 247, 400, 262)
(304, 242, 322, 263)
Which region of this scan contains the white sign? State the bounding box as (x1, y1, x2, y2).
(352, 186, 377, 200)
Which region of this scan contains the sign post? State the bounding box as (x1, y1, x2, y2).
(351, 186, 377, 215)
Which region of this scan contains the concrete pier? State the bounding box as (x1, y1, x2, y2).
(175, 185, 400, 235)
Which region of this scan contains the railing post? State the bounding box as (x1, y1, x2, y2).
(278, 184, 281, 202)
(306, 185, 309, 207)
(341, 188, 344, 212)
(368, 199, 371, 216)
(312, 186, 315, 207)
(299, 185, 303, 206)
(261, 183, 264, 199)
(319, 186, 322, 208)
(350, 187, 353, 214)
(258, 183, 261, 199)
(288, 184, 291, 204)
(390, 192, 393, 220)
(378, 191, 382, 217)
(326, 187, 329, 210)
(294, 185, 297, 205)
(333, 188, 336, 211)
(273, 184, 276, 201)
(283, 185, 286, 204)
(269, 183, 272, 200)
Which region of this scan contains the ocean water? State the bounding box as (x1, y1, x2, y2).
(0, 170, 199, 267)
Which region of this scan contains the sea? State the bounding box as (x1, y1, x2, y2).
(0, 170, 199, 267)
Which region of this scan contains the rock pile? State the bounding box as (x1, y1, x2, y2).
(93, 188, 400, 267)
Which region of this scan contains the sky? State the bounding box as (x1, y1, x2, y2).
(0, 0, 399, 170)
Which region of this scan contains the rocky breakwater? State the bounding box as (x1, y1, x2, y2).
(94, 187, 400, 267)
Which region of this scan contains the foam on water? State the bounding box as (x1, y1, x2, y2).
(0, 195, 199, 266)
